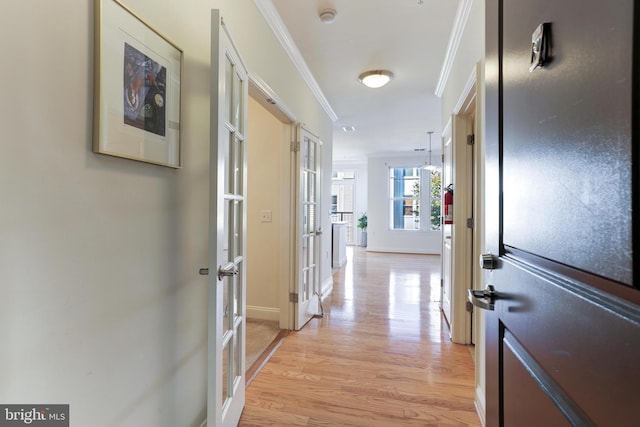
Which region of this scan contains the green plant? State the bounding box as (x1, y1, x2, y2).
(429, 170, 442, 230)
(357, 212, 367, 230)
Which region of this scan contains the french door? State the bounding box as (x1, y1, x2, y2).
(293, 126, 322, 329)
(207, 10, 248, 426)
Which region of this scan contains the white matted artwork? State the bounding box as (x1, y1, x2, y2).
(93, 0, 182, 168)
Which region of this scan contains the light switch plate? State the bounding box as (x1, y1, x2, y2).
(260, 210, 272, 222)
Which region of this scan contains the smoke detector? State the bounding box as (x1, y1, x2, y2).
(319, 8, 337, 24)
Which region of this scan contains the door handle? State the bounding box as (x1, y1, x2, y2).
(217, 262, 238, 281)
(468, 285, 497, 311)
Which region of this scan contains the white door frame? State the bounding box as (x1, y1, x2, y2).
(441, 129, 454, 328)
(442, 65, 481, 345)
(247, 77, 328, 332)
(247, 75, 297, 331)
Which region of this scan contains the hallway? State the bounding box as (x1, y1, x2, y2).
(239, 248, 480, 426)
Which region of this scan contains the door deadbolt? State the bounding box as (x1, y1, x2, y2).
(480, 253, 497, 270)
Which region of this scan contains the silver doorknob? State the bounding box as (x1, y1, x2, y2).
(217, 262, 238, 281)
(468, 285, 497, 311)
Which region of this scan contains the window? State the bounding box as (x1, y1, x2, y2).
(389, 167, 441, 231)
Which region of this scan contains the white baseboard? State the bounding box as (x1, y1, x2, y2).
(246, 305, 280, 321)
(474, 385, 486, 427)
(320, 276, 333, 300)
(365, 246, 441, 255)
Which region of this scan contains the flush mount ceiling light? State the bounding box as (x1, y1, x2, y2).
(319, 8, 337, 24)
(358, 70, 394, 88)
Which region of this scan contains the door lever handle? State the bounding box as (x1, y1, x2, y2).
(468, 285, 497, 311)
(217, 262, 238, 281)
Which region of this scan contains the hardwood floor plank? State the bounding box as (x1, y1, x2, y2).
(246, 329, 290, 386)
(239, 404, 309, 426)
(239, 248, 479, 426)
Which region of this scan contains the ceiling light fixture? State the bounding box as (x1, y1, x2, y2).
(319, 8, 337, 24)
(358, 70, 394, 88)
(424, 131, 438, 171)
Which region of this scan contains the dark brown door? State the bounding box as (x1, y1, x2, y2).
(481, 0, 640, 425)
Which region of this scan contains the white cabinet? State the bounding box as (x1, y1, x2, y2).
(332, 222, 347, 269)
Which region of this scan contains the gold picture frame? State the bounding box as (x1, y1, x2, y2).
(93, 0, 183, 168)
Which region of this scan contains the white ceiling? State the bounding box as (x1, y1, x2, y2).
(268, 0, 459, 161)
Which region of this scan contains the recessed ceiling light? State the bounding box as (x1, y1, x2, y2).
(342, 126, 356, 132)
(358, 70, 394, 88)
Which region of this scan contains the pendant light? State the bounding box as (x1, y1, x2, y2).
(424, 131, 438, 171)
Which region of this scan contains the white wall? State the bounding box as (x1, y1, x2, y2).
(366, 155, 442, 255)
(438, 0, 486, 422)
(246, 98, 282, 321)
(441, 1, 485, 129)
(0, 1, 332, 426)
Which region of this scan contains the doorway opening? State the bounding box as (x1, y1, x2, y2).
(244, 78, 296, 378)
(441, 65, 481, 346)
(331, 170, 356, 245)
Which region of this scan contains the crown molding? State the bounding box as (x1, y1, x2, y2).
(453, 66, 478, 114)
(435, 0, 474, 97)
(253, 0, 338, 122)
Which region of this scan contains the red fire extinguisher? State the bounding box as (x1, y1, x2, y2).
(444, 184, 454, 224)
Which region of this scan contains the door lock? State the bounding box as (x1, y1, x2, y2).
(480, 253, 498, 270)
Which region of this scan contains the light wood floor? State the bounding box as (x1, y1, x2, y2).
(239, 248, 480, 426)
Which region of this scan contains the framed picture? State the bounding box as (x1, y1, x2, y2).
(93, 0, 183, 168)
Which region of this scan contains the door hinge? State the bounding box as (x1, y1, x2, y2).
(290, 141, 300, 152)
(441, 154, 445, 163)
(289, 292, 299, 303)
(467, 134, 475, 145)
(467, 218, 474, 229)
(440, 278, 444, 288)
(466, 301, 474, 312)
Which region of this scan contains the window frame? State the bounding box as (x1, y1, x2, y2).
(387, 165, 441, 232)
